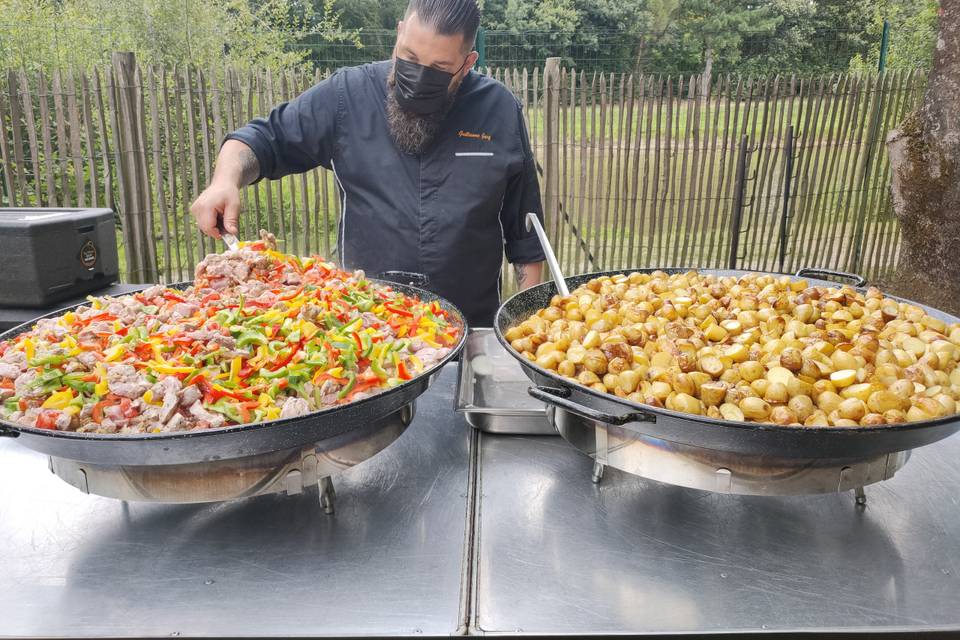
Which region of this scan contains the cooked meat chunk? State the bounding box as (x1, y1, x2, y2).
(279, 397, 310, 419)
(179, 385, 202, 407)
(188, 402, 226, 429)
(106, 364, 150, 399)
(0, 362, 21, 379)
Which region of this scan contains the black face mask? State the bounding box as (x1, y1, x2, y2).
(393, 56, 466, 115)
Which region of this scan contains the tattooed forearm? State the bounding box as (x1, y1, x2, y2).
(213, 139, 261, 188)
(514, 262, 544, 290)
(236, 145, 260, 187)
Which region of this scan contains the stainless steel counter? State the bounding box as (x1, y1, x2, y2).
(3, 362, 960, 637)
(0, 366, 473, 638)
(471, 432, 960, 635)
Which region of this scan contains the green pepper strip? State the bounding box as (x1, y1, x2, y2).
(207, 399, 242, 424)
(237, 331, 268, 349)
(260, 366, 288, 379)
(336, 373, 357, 399)
(29, 354, 66, 367)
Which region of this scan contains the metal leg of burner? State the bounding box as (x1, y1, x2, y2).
(591, 461, 605, 484)
(319, 476, 336, 515)
(592, 424, 608, 484)
(855, 486, 866, 506)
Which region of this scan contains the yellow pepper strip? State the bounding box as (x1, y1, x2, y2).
(62, 311, 76, 325)
(265, 406, 281, 420)
(397, 325, 409, 338)
(409, 354, 424, 373)
(63, 405, 81, 417)
(95, 364, 109, 396)
(113, 320, 122, 332)
(327, 366, 344, 378)
(301, 321, 320, 340)
(258, 393, 273, 408)
(419, 333, 441, 348)
(42, 389, 75, 410)
(230, 356, 242, 385)
(148, 361, 194, 375)
(104, 344, 127, 362)
(23, 338, 35, 363)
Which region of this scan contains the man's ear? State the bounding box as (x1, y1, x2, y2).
(465, 51, 480, 71)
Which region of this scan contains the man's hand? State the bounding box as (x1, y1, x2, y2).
(190, 181, 241, 239)
(190, 139, 260, 239)
(515, 262, 544, 290)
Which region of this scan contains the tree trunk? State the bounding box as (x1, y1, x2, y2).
(701, 46, 713, 99)
(887, 4, 960, 315)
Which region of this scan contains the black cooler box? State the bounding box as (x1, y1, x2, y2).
(0, 208, 119, 307)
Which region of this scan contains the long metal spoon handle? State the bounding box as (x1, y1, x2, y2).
(525, 212, 570, 297)
(221, 232, 240, 252)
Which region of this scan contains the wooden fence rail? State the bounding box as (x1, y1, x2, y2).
(0, 54, 920, 294)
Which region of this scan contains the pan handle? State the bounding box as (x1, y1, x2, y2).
(377, 270, 430, 288)
(529, 386, 656, 426)
(795, 268, 867, 288)
(0, 424, 19, 438)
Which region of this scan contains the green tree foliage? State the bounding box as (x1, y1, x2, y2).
(0, 0, 359, 72)
(849, 0, 939, 72)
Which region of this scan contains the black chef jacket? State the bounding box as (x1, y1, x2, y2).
(225, 60, 546, 327)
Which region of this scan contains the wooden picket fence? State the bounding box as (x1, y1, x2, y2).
(0, 54, 922, 292)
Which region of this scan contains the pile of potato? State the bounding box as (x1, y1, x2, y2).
(506, 271, 960, 427)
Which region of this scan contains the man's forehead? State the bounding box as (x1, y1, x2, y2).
(398, 11, 467, 69)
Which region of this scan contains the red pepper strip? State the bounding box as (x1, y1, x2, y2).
(315, 372, 350, 385)
(396, 361, 412, 380)
(344, 380, 379, 401)
(163, 292, 186, 303)
(196, 377, 252, 402)
(133, 343, 154, 360)
(134, 293, 149, 305)
(278, 285, 304, 301)
(199, 292, 221, 305)
(18, 398, 27, 412)
(268, 339, 304, 372)
(81, 373, 99, 383)
(352, 331, 363, 352)
(78, 312, 117, 327)
(0, 378, 12, 390)
(36, 410, 59, 430)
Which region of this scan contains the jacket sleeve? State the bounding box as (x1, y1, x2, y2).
(499, 102, 547, 265)
(223, 71, 341, 180)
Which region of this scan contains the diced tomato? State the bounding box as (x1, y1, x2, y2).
(35, 410, 59, 430)
(119, 397, 139, 419)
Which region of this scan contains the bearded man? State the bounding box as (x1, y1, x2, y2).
(190, 0, 545, 326)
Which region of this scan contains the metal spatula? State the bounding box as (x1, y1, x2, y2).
(525, 212, 569, 297)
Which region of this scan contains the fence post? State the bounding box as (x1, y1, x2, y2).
(111, 51, 157, 283)
(542, 57, 561, 251)
(728, 134, 750, 270)
(878, 20, 890, 73)
(777, 125, 794, 273)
